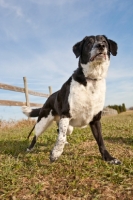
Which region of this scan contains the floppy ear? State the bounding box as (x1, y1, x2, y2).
(108, 39, 118, 56)
(73, 37, 86, 58)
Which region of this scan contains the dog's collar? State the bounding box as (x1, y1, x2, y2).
(85, 77, 98, 81)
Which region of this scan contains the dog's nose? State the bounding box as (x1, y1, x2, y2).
(96, 43, 105, 49)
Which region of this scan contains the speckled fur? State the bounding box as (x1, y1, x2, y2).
(23, 35, 121, 165)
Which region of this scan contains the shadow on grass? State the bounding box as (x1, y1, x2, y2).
(1, 135, 133, 157)
(104, 136, 133, 146)
(0, 136, 56, 157)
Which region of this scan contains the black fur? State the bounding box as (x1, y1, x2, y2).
(27, 124, 35, 139)
(73, 65, 87, 86)
(26, 35, 120, 164)
(90, 111, 118, 162)
(28, 35, 118, 120)
(28, 136, 36, 150)
(29, 108, 41, 117)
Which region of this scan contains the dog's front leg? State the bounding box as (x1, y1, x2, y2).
(89, 120, 121, 165)
(50, 117, 69, 162)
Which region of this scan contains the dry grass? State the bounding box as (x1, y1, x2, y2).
(0, 112, 133, 199)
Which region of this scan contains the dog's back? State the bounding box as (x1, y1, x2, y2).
(22, 35, 121, 165)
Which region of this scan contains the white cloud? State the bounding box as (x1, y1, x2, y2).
(0, 0, 133, 119)
(0, 0, 23, 17)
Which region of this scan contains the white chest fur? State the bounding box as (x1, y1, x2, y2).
(68, 78, 106, 127)
(81, 59, 110, 80)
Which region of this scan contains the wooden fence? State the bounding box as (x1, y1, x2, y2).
(0, 77, 52, 108)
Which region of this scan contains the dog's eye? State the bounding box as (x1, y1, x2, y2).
(87, 38, 94, 45)
(88, 40, 93, 45)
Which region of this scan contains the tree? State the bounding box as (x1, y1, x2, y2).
(119, 105, 122, 113)
(116, 105, 120, 113)
(107, 104, 126, 113)
(122, 103, 126, 112)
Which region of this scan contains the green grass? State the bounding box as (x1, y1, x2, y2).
(0, 112, 133, 199)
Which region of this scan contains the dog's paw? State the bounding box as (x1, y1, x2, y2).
(108, 158, 121, 165)
(50, 151, 58, 162)
(50, 156, 57, 163)
(26, 148, 31, 152)
(50, 148, 63, 162)
(26, 148, 33, 152)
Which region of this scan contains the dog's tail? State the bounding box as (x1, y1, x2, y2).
(22, 106, 41, 117)
(27, 124, 36, 139)
(22, 106, 41, 138)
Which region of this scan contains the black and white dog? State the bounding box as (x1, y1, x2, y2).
(22, 35, 121, 164)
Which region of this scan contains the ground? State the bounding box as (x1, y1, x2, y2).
(0, 111, 133, 199)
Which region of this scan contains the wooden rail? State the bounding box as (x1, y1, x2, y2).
(0, 83, 49, 98)
(0, 77, 52, 107)
(0, 100, 43, 107)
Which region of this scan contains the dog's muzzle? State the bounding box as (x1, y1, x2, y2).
(90, 52, 107, 62)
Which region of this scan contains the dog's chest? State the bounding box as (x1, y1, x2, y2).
(68, 78, 106, 127)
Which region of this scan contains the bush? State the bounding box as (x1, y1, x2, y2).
(108, 103, 126, 113)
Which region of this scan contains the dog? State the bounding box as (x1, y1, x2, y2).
(22, 35, 121, 165)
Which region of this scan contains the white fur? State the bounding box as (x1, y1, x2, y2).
(67, 52, 110, 127)
(51, 118, 69, 161)
(68, 77, 106, 127)
(91, 42, 108, 59)
(26, 45, 110, 161)
(35, 111, 54, 137)
(22, 106, 32, 117)
(82, 44, 110, 80)
(81, 59, 110, 80)
(66, 125, 73, 135)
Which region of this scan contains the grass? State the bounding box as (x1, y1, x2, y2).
(0, 111, 133, 199)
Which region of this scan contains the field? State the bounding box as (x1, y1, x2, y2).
(0, 111, 133, 200)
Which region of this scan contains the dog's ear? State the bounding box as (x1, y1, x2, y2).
(73, 37, 87, 58)
(108, 39, 118, 56)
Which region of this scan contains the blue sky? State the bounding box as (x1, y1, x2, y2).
(0, 0, 133, 120)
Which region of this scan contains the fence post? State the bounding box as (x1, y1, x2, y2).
(23, 77, 30, 107)
(48, 86, 52, 96)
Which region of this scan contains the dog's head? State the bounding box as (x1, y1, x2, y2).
(73, 35, 117, 64)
